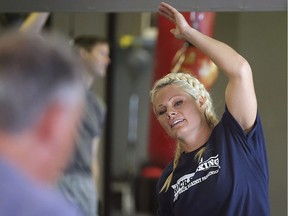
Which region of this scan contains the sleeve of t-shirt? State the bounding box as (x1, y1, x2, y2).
(222, 105, 269, 182)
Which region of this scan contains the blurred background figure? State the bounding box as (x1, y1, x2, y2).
(0, 32, 85, 216)
(58, 35, 110, 216)
(11, 13, 109, 216)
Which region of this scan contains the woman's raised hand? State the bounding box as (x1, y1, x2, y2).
(158, 2, 191, 40)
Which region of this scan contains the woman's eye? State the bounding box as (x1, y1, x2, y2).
(158, 110, 166, 116)
(175, 100, 183, 107)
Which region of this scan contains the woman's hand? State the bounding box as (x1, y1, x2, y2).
(158, 2, 191, 40)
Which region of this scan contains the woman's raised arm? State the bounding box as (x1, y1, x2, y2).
(159, 2, 257, 131)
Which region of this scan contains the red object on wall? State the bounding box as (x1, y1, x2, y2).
(171, 43, 218, 90)
(148, 14, 184, 167)
(171, 12, 218, 91)
(148, 12, 217, 167)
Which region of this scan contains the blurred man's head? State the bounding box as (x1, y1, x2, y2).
(0, 32, 85, 185)
(73, 35, 110, 78)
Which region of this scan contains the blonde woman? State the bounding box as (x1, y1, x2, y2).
(150, 2, 270, 216)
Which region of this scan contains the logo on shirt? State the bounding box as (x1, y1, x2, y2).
(171, 154, 220, 202)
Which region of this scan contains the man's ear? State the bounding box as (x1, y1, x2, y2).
(31, 102, 82, 183)
(79, 48, 89, 60)
(29, 103, 66, 179)
(34, 103, 65, 146)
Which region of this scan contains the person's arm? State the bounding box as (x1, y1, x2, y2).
(19, 12, 50, 34)
(159, 2, 257, 132)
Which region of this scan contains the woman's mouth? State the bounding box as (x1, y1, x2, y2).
(171, 119, 185, 128)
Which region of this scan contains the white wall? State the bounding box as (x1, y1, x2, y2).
(213, 12, 287, 216)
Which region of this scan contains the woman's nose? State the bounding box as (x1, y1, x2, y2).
(166, 110, 177, 119)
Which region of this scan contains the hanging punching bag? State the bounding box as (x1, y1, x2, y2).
(148, 12, 217, 168)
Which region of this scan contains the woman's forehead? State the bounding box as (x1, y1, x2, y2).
(157, 84, 186, 95)
(154, 85, 188, 104)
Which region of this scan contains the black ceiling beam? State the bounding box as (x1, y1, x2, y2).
(0, 0, 286, 12)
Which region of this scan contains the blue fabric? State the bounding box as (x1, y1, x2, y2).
(157, 107, 270, 216)
(0, 158, 83, 216)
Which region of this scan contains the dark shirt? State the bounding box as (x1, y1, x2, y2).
(157, 107, 270, 216)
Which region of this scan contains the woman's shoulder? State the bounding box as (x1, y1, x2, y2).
(213, 105, 262, 137)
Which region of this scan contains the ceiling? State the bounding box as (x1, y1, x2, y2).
(0, 0, 286, 12)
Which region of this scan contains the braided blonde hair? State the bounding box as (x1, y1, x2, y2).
(150, 72, 218, 192)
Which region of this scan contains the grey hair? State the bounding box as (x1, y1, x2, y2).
(0, 32, 85, 132)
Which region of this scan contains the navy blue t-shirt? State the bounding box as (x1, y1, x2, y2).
(157, 107, 270, 216)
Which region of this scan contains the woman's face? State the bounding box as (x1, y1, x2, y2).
(154, 84, 205, 141)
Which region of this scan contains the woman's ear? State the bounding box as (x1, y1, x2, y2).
(198, 96, 206, 111)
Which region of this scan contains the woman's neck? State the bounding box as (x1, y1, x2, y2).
(179, 122, 212, 153)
